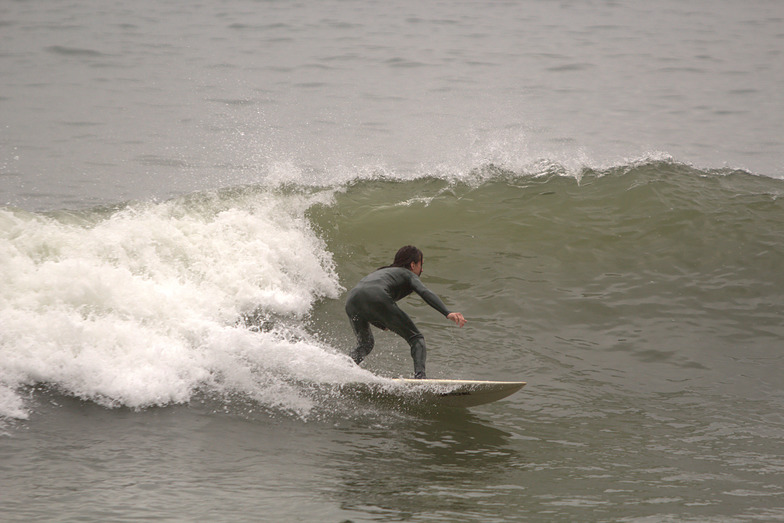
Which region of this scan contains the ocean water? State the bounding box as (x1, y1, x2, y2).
(2, 1, 783, 521)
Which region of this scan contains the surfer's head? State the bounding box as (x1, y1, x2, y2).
(391, 245, 423, 275)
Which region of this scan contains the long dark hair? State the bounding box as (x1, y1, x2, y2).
(379, 245, 423, 271)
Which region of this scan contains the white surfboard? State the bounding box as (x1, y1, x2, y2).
(342, 378, 526, 408)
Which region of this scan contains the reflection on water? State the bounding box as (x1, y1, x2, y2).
(324, 408, 522, 519)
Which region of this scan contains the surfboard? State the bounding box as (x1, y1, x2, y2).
(342, 378, 526, 408)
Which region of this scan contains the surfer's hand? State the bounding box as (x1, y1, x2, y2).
(447, 312, 467, 327)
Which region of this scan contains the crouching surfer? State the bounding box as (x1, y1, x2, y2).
(345, 245, 467, 379)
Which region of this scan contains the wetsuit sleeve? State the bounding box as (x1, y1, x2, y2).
(410, 274, 451, 317)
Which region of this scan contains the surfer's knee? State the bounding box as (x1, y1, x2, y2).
(407, 333, 425, 348)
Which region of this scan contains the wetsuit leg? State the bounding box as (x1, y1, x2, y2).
(408, 336, 427, 379)
(346, 289, 427, 378)
(380, 305, 428, 379)
(346, 313, 374, 365)
(345, 290, 375, 364)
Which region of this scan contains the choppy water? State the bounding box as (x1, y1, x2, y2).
(2, 0, 783, 521)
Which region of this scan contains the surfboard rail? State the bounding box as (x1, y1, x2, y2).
(341, 378, 526, 408)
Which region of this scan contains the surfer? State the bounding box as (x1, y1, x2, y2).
(345, 245, 467, 379)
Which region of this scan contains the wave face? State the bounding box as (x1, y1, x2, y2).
(314, 161, 784, 399)
(2, 160, 783, 419)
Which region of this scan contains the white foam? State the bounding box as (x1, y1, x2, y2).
(0, 189, 368, 419)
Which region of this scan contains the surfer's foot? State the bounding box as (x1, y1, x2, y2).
(414, 371, 426, 379)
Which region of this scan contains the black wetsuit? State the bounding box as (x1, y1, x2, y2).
(345, 267, 451, 379)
